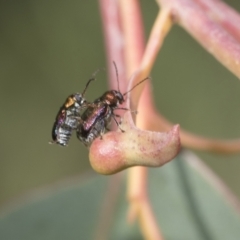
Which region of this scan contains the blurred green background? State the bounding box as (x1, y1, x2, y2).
(0, 0, 240, 209)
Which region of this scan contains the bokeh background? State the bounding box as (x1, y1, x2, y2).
(1, 0, 240, 208)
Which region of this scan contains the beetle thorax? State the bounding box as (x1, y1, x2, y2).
(102, 90, 124, 107)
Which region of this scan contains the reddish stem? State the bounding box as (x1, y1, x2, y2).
(157, 0, 240, 79)
(99, 0, 126, 90)
(195, 0, 240, 42)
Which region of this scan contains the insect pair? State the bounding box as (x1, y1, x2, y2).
(50, 62, 149, 147)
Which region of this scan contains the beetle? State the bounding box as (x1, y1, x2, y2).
(76, 62, 149, 147)
(50, 71, 99, 146)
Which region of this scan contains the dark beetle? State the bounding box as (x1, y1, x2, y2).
(77, 102, 109, 146)
(77, 62, 149, 147)
(50, 72, 98, 146)
(50, 93, 86, 146)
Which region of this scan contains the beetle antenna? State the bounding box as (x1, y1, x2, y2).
(82, 68, 102, 97)
(123, 77, 150, 96)
(82, 78, 95, 97)
(113, 61, 120, 92)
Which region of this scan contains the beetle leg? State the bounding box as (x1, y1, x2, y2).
(113, 114, 122, 125)
(114, 107, 138, 115)
(112, 115, 125, 132)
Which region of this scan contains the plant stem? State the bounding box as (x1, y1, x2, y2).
(157, 0, 240, 79)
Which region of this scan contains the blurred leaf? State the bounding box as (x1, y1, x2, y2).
(0, 152, 240, 240)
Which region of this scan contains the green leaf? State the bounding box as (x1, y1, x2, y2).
(1, 151, 240, 240)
